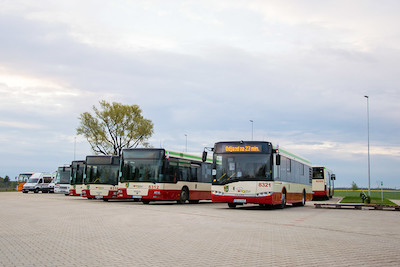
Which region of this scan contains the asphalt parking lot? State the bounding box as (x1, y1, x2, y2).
(1, 192, 399, 267)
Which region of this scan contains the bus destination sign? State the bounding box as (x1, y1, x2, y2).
(223, 145, 262, 153)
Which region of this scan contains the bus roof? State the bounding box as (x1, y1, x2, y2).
(122, 148, 213, 163)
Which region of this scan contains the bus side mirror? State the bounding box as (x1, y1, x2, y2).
(276, 154, 281, 165)
(331, 174, 336, 180)
(202, 151, 207, 162)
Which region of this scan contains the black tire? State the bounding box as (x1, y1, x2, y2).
(228, 203, 237, 208)
(22, 191, 28, 194)
(103, 199, 109, 202)
(278, 191, 286, 209)
(34, 188, 39, 193)
(295, 191, 306, 207)
(177, 187, 189, 204)
(142, 200, 150, 204)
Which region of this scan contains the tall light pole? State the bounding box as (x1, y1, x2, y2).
(250, 120, 254, 141)
(185, 134, 187, 152)
(364, 95, 371, 196)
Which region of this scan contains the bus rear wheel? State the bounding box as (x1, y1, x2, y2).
(278, 191, 286, 209)
(294, 191, 306, 207)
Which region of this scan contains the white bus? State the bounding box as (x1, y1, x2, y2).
(210, 141, 313, 208)
(312, 166, 335, 200)
(54, 166, 71, 195)
(117, 148, 213, 204)
(81, 155, 120, 201)
(69, 160, 86, 196)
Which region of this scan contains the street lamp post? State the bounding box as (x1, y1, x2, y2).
(250, 120, 254, 141)
(364, 95, 371, 196)
(185, 134, 187, 152)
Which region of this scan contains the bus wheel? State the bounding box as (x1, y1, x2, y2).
(178, 187, 189, 204)
(228, 203, 236, 208)
(298, 191, 306, 206)
(103, 199, 109, 202)
(142, 200, 150, 204)
(278, 191, 286, 209)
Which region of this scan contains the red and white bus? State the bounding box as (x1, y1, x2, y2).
(117, 148, 213, 204)
(81, 155, 120, 201)
(210, 141, 313, 208)
(312, 166, 335, 200)
(69, 160, 85, 196)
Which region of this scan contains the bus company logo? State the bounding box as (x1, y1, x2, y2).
(237, 187, 250, 194)
(224, 185, 229, 192)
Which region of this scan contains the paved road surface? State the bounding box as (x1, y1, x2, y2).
(1, 192, 399, 266)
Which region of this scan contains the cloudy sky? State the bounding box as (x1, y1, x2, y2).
(1, 0, 399, 188)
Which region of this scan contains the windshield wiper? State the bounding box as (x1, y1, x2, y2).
(224, 177, 240, 184)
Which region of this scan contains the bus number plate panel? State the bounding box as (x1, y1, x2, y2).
(233, 199, 246, 203)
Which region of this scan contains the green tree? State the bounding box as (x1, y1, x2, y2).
(351, 181, 359, 191)
(77, 100, 154, 156)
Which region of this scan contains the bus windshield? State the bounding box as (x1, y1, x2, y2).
(313, 167, 324, 179)
(70, 162, 85, 185)
(213, 153, 272, 185)
(85, 165, 119, 185)
(56, 168, 70, 184)
(18, 173, 33, 182)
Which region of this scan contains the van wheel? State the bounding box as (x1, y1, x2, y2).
(34, 189, 39, 193)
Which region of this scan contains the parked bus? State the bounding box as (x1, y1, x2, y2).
(81, 155, 120, 201)
(17, 172, 34, 191)
(210, 141, 313, 208)
(69, 160, 86, 196)
(312, 166, 335, 200)
(117, 148, 213, 204)
(54, 165, 71, 195)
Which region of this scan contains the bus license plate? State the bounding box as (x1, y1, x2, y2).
(132, 195, 142, 199)
(233, 199, 246, 203)
(95, 195, 103, 199)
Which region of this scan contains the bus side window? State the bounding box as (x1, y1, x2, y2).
(190, 165, 199, 182)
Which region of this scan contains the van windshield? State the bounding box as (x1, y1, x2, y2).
(27, 178, 39, 183)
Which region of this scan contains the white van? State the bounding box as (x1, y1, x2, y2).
(22, 172, 55, 193)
